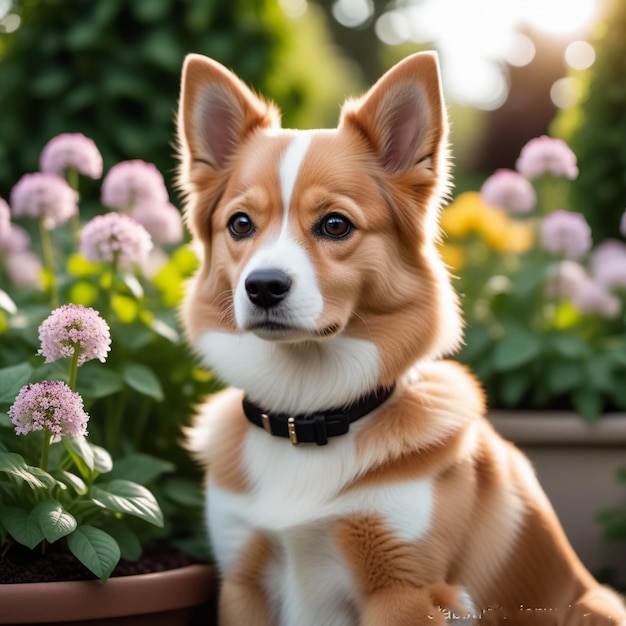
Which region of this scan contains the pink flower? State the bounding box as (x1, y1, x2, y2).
(101, 160, 168, 210)
(540, 210, 592, 260)
(80, 212, 153, 270)
(38, 304, 111, 365)
(131, 201, 183, 245)
(0, 197, 9, 239)
(39, 133, 103, 179)
(620, 210, 626, 237)
(572, 281, 622, 319)
(589, 239, 626, 290)
(545, 260, 589, 299)
(516, 136, 579, 180)
(10, 172, 78, 228)
(0, 223, 31, 255)
(480, 169, 536, 214)
(9, 381, 89, 438)
(4, 252, 42, 288)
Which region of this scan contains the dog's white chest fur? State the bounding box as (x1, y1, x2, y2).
(207, 422, 434, 626)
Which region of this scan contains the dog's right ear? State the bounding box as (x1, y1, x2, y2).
(177, 54, 280, 177)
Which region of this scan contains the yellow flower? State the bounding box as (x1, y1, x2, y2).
(440, 243, 466, 271)
(442, 192, 535, 254)
(440, 192, 486, 237)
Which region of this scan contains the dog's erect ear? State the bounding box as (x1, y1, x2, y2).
(340, 52, 446, 175)
(178, 54, 280, 173)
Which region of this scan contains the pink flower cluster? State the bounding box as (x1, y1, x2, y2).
(546, 240, 626, 319)
(80, 212, 153, 270)
(9, 380, 89, 439)
(38, 304, 111, 365)
(10, 172, 78, 229)
(480, 169, 536, 214)
(480, 136, 578, 216)
(516, 136, 579, 180)
(101, 160, 168, 209)
(40, 133, 103, 180)
(101, 160, 183, 246)
(540, 210, 592, 260)
(0, 218, 42, 288)
(0, 197, 9, 239)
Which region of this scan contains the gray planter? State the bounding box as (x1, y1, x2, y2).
(490, 411, 626, 586)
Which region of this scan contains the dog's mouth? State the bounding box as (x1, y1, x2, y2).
(247, 321, 340, 341)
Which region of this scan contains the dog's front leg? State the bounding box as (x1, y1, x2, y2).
(217, 533, 274, 626)
(335, 517, 470, 626)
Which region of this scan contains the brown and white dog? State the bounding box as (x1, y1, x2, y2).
(177, 52, 626, 625)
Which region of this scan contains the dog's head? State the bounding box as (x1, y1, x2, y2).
(177, 53, 463, 413)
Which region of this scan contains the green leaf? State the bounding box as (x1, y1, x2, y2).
(586, 354, 615, 392)
(52, 470, 88, 495)
(550, 334, 590, 359)
(107, 452, 175, 485)
(0, 507, 45, 549)
(76, 367, 124, 400)
(492, 325, 543, 372)
(103, 522, 143, 561)
(0, 362, 33, 404)
(34, 500, 77, 543)
(0, 289, 17, 315)
(0, 451, 57, 489)
(121, 274, 144, 299)
(67, 526, 120, 582)
(63, 436, 95, 472)
(91, 480, 164, 527)
(161, 476, 204, 508)
(148, 317, 180, 343)
(121, 363, 164, 401)
(500, 370, 531, 406)
(91, 444, 113, 474)
(572, 388, 604, 420)
(546, 361, 584, 395)
(458, 324, 493, 364)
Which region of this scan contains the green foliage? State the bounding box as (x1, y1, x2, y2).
(0, 140, 220, 579)
(597, 468, 626, 549)
(561, 0, 626, 242)
(0, 0, 354, 198)
(443, 141, 626, 420)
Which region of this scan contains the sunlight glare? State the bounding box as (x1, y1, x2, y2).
(505, 34, 536, 67)
(332, 0, 373, 28)
(517, 0, 597, 36)
(550, 76, 582, 108)
(565, 40, 596, 70)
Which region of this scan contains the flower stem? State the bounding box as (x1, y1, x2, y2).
(40, 428, 51, 472)
(69, 344, 80, 392)
(67, 167, 81, 245)
(39, 218, 59, 307)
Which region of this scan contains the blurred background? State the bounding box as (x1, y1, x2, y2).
(0, 0, 624, 239)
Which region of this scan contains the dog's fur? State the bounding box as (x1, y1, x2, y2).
(177, 52, 626, 625)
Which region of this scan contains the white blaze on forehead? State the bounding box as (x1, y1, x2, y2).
(232, 130, 323, 334)
(279, 132, 314, 229)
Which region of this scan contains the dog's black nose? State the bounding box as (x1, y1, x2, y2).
(245, 269, 292, 309)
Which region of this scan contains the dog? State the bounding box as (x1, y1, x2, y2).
(177, 52, 626, 625)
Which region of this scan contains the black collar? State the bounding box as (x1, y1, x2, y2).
(242, 384, 395, 446)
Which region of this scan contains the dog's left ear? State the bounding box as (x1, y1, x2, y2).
(340, 52, 447, 176)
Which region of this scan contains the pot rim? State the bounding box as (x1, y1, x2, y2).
(489, 410, 626, 446)
(0, 563, 214, 624)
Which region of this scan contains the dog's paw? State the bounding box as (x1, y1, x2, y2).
(362, 582, 475, 626)
(564, 587, 626, 626)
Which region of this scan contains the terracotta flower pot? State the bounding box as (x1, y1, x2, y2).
(0, 564, 216, 625)
(490, 410, 626, 585)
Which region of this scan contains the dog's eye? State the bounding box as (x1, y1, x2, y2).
(228, 213, 255, 239)
(317, 213, 353, 240)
